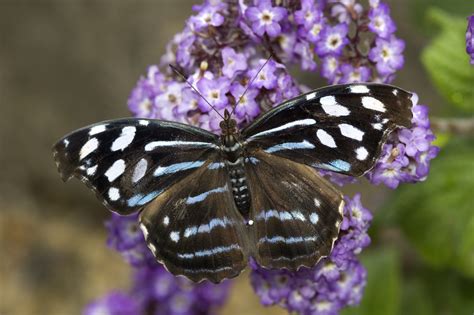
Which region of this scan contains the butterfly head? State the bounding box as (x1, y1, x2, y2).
(220, 109, 238, 136)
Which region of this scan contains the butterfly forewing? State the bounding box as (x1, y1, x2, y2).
(243, 84, 414, 176)
(53, 118, 219, 214)
(244, 150, 343, 270)
(139, 159, 249, 283)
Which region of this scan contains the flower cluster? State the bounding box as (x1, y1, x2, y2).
(85, 213, 232, 315)
(466, 14, 474, 65)
(250, 194, 371, 314)
(368, 95, 440, 188)
(86, 1, 441, 314)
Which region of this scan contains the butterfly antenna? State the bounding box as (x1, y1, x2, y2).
(230, 55, 273, 117)
(169, 64, 225, 120)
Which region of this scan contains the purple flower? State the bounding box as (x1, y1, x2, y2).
(128, 66, 164, 118)
(221, 47, 247, 79)
(294, 0, 319, 29)
(415, 145, 440, 179)
(247, 59, 278, 89)
(83, 291, 139, 315)
(304, 17, 325, 44)
(368, 3, 397, 38)
(339, 63, 371, 83)
(398, 127, 432, 157)
(330, 0, 363, 24)
(189, 5, 224, 30)
(466, 15, 474, 65)
(315, 24, 349, 56)
(230, 83, 260, 120)
(320, 55, 340, 83)
(245, 0, 287, 38)
(369, 36, 405, 76)
(196, 76, 230, 112)
(294, 41, 317, 71)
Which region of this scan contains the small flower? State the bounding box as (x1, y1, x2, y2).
(294, 41, 317, 71)
(369, 36, 405, 76)
(83, 291, 139, 315)
(330, 0, 363, 24)
(315, 24, 349, 56)
(339, 63, 371, 83)
(245, 0, 288, 38)
(415, 145, 440, 179)
(368, 3, 397, 38)
(247, 59, 278, 89)
(128, 65, 164, 118)
(221, 47, 247, 79)
(189, 5, 224, 30)
(230, 83, 260, 120)
(320, 55, 340, 83)
(398, 127, 432, 157)
(294, 0, 319, 29)
(196, 75, 230, 112)
(304, 17, 325, 44)
(466, 14, 474, 65)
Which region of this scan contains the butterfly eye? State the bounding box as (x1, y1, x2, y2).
(219, 120, 226, 130)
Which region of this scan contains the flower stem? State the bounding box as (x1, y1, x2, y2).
(431, 117, 474, 136)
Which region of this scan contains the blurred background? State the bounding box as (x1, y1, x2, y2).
(0, 0, 472, 314)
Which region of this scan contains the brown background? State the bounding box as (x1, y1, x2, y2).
(0, 1, 443, 314)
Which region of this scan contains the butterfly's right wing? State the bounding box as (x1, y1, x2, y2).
(53, 118, 220, 215)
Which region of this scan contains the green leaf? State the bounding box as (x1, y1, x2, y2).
(421, 8, 474, 112)
(342, 248, 401, 315)
(389, 139, 474, 277)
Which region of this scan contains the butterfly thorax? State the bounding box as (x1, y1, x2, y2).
(220, 111, 251, 221)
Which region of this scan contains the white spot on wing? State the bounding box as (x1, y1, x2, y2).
(139, 120, 149, 126)
(86, 165, 98, 176)
(132, 158, 148, 183)
(314, 198, 321, 207)
(316, 129, 337, 148)
(320, 96, 350, 117)
(372, 123, 383, 130)
(306, 91, 317, 100)
(186, 185, 228, 205)
(248, 119, 316, 139)
(89, 125, 107, 136)
(163, 216, 169, 226)
(145, 141, 217, 151)
(265, 140, 315, 153)
(338, 124, 364, 141)
(105, 159, 126, 182)
(108, 187, 120, 201)
(356, 147, 369, 160)
(362, 96, 386, 112)
(310, 213, 319, 224)
(350, 85, 370, 93)
(111, 126, 136, 151)
(170, 231, 180, 243)
(392, 89, 398, 96)
(79, 138, 98, 160)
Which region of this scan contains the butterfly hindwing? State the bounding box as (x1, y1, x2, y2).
(244, 150, 344, 270)
(53, 118, 220, 214)
(139, 159, 249, 283)
(243, 84, 414, 176)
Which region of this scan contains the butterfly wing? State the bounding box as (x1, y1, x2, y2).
(242, 84, 414, 176)
(53, 118, 220, 215)
(139, 160, 249, 283)
(244, 150, 343, 270)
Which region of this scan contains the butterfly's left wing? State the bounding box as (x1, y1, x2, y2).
(242, 83, 414, 176)
(244, 150, 343, 270)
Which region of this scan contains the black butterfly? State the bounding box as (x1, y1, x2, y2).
(53, 83, 413, 283)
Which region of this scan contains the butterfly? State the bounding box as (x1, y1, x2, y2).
(53, 83, 413, 283)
